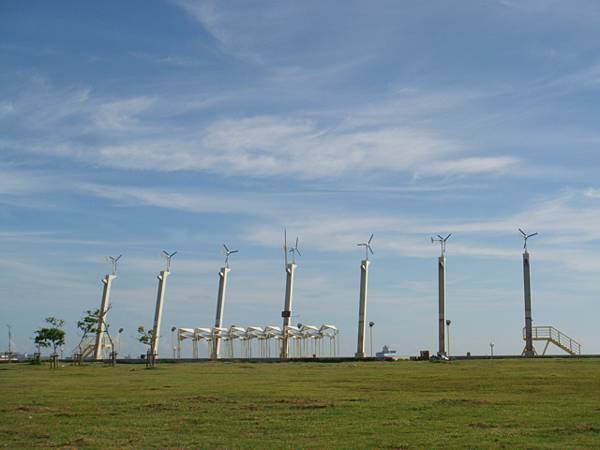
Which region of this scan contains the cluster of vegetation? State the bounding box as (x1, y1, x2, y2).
(31, 309, 155, 368)
(33, 317, 65, 368)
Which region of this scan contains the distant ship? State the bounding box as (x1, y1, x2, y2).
(375, 345, 397, 359)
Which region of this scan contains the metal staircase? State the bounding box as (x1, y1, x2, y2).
(73, 335, 98, 360)
(523, 326, 581, 356)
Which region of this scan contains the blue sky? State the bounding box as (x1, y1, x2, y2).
(2, 1, 600, 358)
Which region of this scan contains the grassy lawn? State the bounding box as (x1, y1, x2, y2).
(1, 359, 600, 449)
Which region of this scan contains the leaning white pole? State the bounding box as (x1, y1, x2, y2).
(211, 266, 230, 360)
(522, 250, 535, 357)
(94, 273, 116, 360)
(438, 255, 446, 356)
(150, 270, 170, 358)
(355, 259, 370, 358)
(280, 262, 297, 359)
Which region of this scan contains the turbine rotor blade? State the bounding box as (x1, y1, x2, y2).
(528, 233, 538, 238)
(368, 233, 374, 244)
(518, 228, 526, 237)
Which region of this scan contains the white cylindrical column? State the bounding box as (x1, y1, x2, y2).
(211, 267, 230, 360)
(280, 263, 296, 359)
(355, 259, 370, 358)
(438, 256, 446, 356)
(94, 274, 116, 360)
(522, 251, 535, 357)
(150, 271, 170, 358)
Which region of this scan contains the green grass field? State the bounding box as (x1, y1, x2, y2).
(2, 359, 600, 449)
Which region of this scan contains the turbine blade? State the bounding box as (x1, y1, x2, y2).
(368, 246, 374, 255)
(296, 248, 301, 256)
(162, 250, 169, 257)
(368, 233, 374, 244)
(518, 228, 526, 236)
(231, 250, 239, 254)
(171, 251, 178, 257)
(116, 255, 122, 261)
(446, 233, 452, 240)
(437, 235, 444, 240)
(528, 233, 538, 238)
(223, 244, 229, 252)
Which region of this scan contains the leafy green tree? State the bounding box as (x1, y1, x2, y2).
(76, 308, 117, 365)
(137, 326, 154, 367)
(34, 317, 65, 368)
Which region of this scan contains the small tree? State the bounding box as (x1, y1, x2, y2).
(76, 308, 117, 366)
(34, 317, 65, 368)
(137, 326, 154, 367)
(75, 309, 100, 363)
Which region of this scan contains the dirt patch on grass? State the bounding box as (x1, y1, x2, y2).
(469, 422, 498, 429)
(553, 423, 600, 434)
(62, 436, 96, 447)
(144, 402, 181, 411)
(435, 399, 490, 407)
(11, 404, 51, 413)
(272, 398, 335, 409)
(183, 395, 228, 403)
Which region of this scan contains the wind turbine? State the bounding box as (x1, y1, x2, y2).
(519, 228, 538, 357)
(357, 233, 374, 261)
(281, 228, 300, 358)
(431, 234, 452, 257)
(519, 228, 538, 252)
(222, 244, 239, 268)
(212, 244, 238, 359)
(162, 250, 177, 272)
(151, 250, 177, 361)
(107, 254, 122, 275)
(355, 233, 374, 358)
(94, 254, 122, 360)
(431, 233, 451, 358)
(288, 237, 302, 264)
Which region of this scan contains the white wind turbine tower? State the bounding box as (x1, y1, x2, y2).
(519, 228, 538, 357)
(94, 254, 121, 360)
(211, 244, 238, 360)
(431, 234, 451, 358)
(280, 229, 301, 359)
(355, 234, 374, 358)
(150, 250, 176, 359)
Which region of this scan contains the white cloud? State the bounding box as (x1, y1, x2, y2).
(93, 97, 156, 131)
(424, 156, 518, 175)
(79, 183, 281, 215)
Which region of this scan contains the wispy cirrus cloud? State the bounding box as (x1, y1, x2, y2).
(1, 79, 518, 180)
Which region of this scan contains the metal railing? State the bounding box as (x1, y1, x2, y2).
(523, 326, 581, 355)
